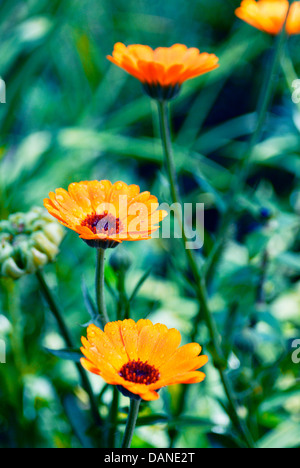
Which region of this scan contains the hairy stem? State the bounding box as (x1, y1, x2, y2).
(108, 386, 120, 448)
(121, 398, 141, 448)
(95, 248, 110, 327)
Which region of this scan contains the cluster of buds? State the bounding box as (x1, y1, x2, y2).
(0, 207, 65, 279)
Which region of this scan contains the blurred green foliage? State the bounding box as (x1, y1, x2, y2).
(0, 0, 299, 448)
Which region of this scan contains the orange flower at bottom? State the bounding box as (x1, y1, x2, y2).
(107, 43, 219, 100)
(80, 319, 208, 401)
(235, 0, 300, 35)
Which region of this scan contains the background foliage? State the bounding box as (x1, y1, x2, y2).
(0, 0, 299, 448)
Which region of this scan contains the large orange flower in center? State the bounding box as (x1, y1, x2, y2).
(44, 180, 168, 248)
(235, 0, 300, 35)
(107, 43, 219, 100)
(80, 319, 208, 401)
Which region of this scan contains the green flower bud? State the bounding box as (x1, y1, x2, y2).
(0, 240, 14, 262)
(0, 207, 64, 279)
(0, 221, 15, 235)
(17, 242, 36, 274)
(109, 248, 133, 273)
(31, 231, 59, 261)
(8, 212, 27, 234)
(42, 222, 65, 246)
(30, 247, 49, 268)
(1, 257, 24, 279)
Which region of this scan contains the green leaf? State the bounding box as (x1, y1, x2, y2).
(118, 414, 212, 429)
(129, 268, 152, 303)
(257, 421, 300, 448)
(45, 347, 82, 362)
(207, 432, 245, 449)
(62, 394, 94, 448)
(275, 252, 300, 274)
(81, 278, 97, 320)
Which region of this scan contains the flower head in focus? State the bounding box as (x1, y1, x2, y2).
(80, 319, 208, 401)
(44, 180, 168, 249)
(235, 0, 300, 35)
(107, 43, 219, 100)
(0, 207, 65, 279)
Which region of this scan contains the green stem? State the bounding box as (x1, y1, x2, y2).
(5, 279, 25, 369)
(95, 248, 109, 327)
(195, 281, 255, 448)
(36, 269, 102, 428)
(205, 12, 289, 286)
(108, 386, 120, 448)
(158, 100, 181, 204)
(157, 100, 255, 449)
(116, 270, 129, 320)
(36, 270, 73, 348)
(121, 398, 141, 448)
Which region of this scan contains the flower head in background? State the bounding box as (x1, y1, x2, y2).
(107, 43, 219, 100)
(235, 0, 300, 35)
(0, 207, 65, 279)
(44, 180, 168, 249)
(81, 319, 208, 401)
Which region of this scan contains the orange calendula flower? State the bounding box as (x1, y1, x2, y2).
(80, 319, 208, 401)
(107, 43, 219, 100)
(44, 180, 168, 249)
(235, 0, 300, 35)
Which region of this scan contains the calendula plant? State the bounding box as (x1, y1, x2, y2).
(44, 180, 168, 327)
(81, 320, 208, 448)
(1, 0, 299, 451)
(43, 178, 210, 447)
(105, 0, 297, 449)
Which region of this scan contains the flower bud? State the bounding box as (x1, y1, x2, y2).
(30, 247, 49, 268)
(31, 231, 59, 261)
(109, 248, 133, 273)
(0, 240, 14, 262)
(0, 207, 64, 280)
(17, 242, 36, 274)
(42, 222, 65, 246)
(1, 257, 24, 279)
(0, 221, 15, 235)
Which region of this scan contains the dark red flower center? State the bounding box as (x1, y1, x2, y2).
(81, 211, 122, 236)
(119, 359, 160, 385)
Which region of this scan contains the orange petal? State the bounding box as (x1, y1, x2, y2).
(104, 321, 130, 362)
(85, 324, 125, 370)
(137, 323, 163, 363)
(153, 370, 206, 388)
(148, 327, 182, 368)
(119, 319, 139, 361)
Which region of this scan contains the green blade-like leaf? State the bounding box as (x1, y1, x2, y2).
(128, 268, 152, 303)
(45, 347, 82, 362)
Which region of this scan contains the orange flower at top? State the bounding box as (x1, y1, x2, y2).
(44, 180, 168, 249)
(80, 319, 208, 401)
(235, 0, 300, 35)
(107, 43, 219, 100)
